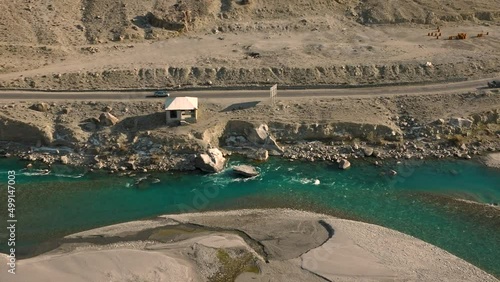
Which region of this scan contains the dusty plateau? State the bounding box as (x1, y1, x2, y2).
(0, 0, 500, 89)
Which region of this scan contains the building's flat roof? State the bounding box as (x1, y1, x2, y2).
(164, 97, 198, 110)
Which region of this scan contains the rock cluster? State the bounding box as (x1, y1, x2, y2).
(281, 137, 494, 164)
(145, 12, 185, 31)
(29, 102, 50, 112)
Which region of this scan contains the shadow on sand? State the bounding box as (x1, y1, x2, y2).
(221, 101, 260, 112)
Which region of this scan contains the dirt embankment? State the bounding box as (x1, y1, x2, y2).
(0, 92, 499, 174)
(3, 59, 500, 90)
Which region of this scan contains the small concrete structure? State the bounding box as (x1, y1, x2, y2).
(164, 97, 198, 125)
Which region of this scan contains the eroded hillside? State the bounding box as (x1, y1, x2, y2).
(0, 0, 499, 89)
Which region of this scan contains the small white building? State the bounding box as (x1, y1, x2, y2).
(164, 97, 198, 125)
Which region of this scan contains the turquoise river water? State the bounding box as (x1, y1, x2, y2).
(0, 157, 499, 277)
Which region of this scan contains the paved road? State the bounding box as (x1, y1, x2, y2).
(0, 77, 497, 100)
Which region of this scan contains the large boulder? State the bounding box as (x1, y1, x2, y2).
(247, 124, 270, 144)
(338, 159, 351, 170)
(30, 102, 50, 112)
(195, 148, 226, 173)
(232, 165, 259, 177)
(470, 111, 500, 125)
(99, 112, 119, 126)
(449, 117, 473, 128)
(363, 147, 374, 157)
(248, 148, 269, 161)
(60, 155, 69, 164)
(82, 122, 97, 131)
(248, 124, 283, 153)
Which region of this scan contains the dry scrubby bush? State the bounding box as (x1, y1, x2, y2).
(366, 131, 386, 145)
(208, 249, 258, 282)
(448, 134, 465, 147)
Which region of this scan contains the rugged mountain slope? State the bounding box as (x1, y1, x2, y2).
(354, 0, 500, 24)
(1, 0, 499, 45)
(0, 0, 84, 45)
(0, 0, 499, 88)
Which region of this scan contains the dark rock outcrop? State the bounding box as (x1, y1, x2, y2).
(449, 117, 473, 128)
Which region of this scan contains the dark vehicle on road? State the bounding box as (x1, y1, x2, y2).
(154, 90, 170, 97)
(487, 80, 500, 88)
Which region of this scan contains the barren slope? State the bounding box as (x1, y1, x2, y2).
(0, 0, 499, 89)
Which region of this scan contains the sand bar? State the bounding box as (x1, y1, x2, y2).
(1, 209, 498, 282)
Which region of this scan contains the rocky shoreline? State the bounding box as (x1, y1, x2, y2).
(4, 139, 498, 173)
(1, 122, 499, 176)
(484, 152, 500, 168)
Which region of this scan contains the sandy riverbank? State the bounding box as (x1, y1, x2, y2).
(1, 209, 497, 282)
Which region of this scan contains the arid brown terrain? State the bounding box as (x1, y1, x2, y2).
(0, 0, 499, 89)
(1, 2, 500, 281)
(0, 0, 499, 172)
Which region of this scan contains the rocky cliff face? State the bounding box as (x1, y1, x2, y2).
(268, 121, 401, 142)
(1, 0, 498, 46)
(222, 121, 282, 151)
(0, 113, 54, 145)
